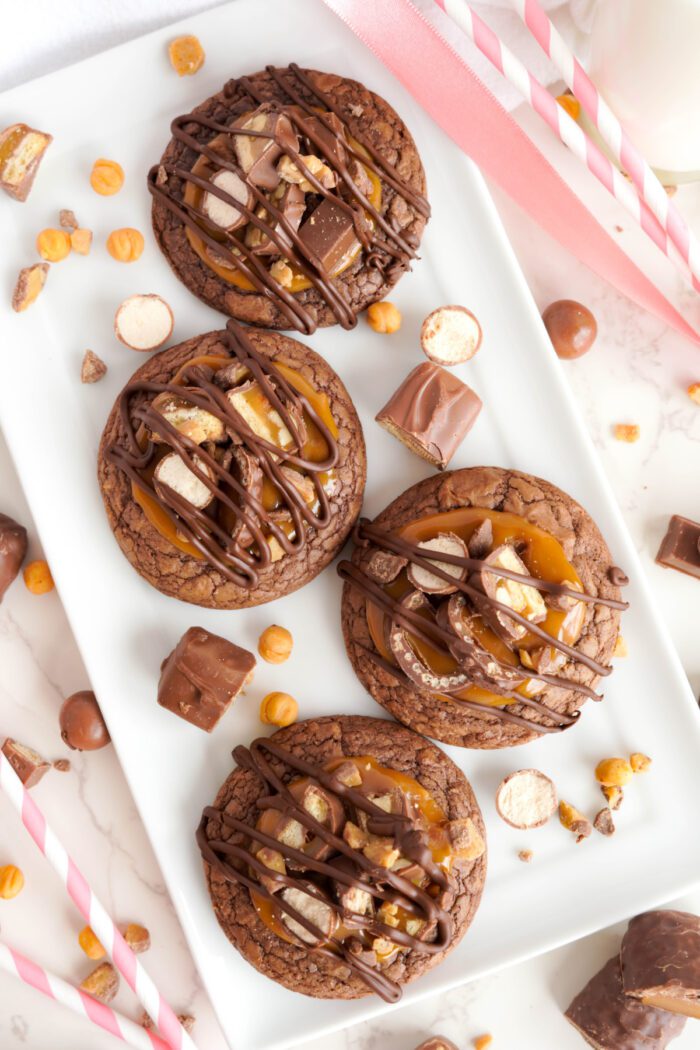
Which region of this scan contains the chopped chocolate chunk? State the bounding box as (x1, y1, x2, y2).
(593, 807, 615, 836)
(302, 112, 347, 167)
(0, 513, 28, 602)
(655, 515, 700, 581)
(467, 518, 493, 559)
(376, 363, 482, 469)
(246, 183, 305, 256)
(362, 547, 407, 584)
(297, 197, 359, 274)
(81, 350, 107, 384)
(565, 956, 686, 1049)
(158, 626, 255, 731)
(1, 738, 50, 788)
(621, 910, 700, 1019)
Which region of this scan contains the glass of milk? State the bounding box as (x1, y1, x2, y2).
(588, 0, 700, 181)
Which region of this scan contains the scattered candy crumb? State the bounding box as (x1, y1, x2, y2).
(613, 423, 640, 443)
(23, 559, 54, 595)
(556, 93, 580, 120)
(366, 300, 402, 334)
(0, 864, 25, 899)
(168, 35, 206, 76)
(90, 158, 124, 196)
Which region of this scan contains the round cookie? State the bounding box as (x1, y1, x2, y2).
(98, 325, 366, 608)
(340, 467, 625, 748)
(198, 715, 487, 1000)
(149, 64, 429, 333)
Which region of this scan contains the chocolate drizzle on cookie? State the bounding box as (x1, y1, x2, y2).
(197, 737, 475, 1002)
(339, 518, 629, 735)
(147, 64, 429, 334)
(105, 320, 338, 588)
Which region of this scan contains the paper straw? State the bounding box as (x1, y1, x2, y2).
(0, 941, 169, 1050)
(0, 751, 196, 1050)
(514, 0, 700, 293)
(436, 0, 700, 291)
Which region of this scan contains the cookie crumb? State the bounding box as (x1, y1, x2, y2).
(518, 849, 534, 863)
(53, 758, 71, 772)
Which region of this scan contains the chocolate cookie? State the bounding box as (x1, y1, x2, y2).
(98, 321, 366, 608)
(197, 715, 486, 1000)
(149, 64, 429, 334)
(339, 467, 627, 748)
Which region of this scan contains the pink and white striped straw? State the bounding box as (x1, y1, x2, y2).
(0, 751, 196, 1050)
(514, 0, 700, 293)
(435, 0, 700, 291)
(0, 941, 170, 1050)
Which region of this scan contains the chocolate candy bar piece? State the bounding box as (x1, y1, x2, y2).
(297, 197, 359, 274)
(1, 738, 50, 788)
(0, 513, 28, 602)
(565, 956, 686, 1049)
(655, 515, 700, 580)
(158, 627, 255, 731)
(621, 910, 700, 1019)
(233, 105, 299, 191)
(0, 123, 53, 201)
(376, 362, 482, 469)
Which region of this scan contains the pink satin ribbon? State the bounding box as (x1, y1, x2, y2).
(321, 0, 700, 344)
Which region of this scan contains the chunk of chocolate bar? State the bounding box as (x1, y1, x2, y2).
(621, 910, 700, 1019)
(158, 627, 255, 731)
(656, 515, 700, 581)
(233, 106, 299, 191)
(298, 197, 358, 274)
(1, 738, 50, 788)
(376, 362, 482, 469)
(565, 956, 686, 1049)
(0, 513, 28, 602)
(0, 123, 53, 201)
(246, 183, 305, 255)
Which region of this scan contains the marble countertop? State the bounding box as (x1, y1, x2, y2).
(2, 7, 700, 1050)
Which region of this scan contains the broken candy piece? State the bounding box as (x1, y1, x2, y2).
(655, 515, 700, 581)
(1, 738, 50, 788)
(81, 350, 107, 384)
(233, 106, 299, 190)
(621, 910, 700, 1019)
(376, 362, 482, 469)
(565, 956, 685, 1049)
(0, 513, 28, 602)
(297, 197, 359, 274)
(0, 123, 52, 201)
(158, 626, 256, 731)
(12, 263, 49, 312)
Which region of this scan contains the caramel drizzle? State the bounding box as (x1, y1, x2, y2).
(106, 321, 338, 587)
(197, 738, 455, 1003)
(147, 63, 429, 334)
(338, 519, 629, 734)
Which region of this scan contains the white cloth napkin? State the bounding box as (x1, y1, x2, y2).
(2, 0, 597, 97)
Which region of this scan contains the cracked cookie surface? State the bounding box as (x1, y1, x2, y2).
(341, 468, 622, 748)
(97, 328, 366, 608)
(201, 715, 486, 998)
(151, 67, 428, 330)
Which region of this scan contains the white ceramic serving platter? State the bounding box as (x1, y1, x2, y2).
(2, 2, 700, 1047)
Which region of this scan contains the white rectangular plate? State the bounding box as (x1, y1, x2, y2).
(2, 2, 700, 1048)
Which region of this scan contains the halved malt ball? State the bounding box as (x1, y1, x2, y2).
(114, 294, 173, 352)
(495, 768, 558, 829)
(420, 305, 482, 366)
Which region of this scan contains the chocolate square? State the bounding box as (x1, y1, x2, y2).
(158, 627, 255, 732)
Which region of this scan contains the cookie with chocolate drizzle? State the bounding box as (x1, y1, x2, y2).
(197, 715, 486, 1000)
(97, 321, 366, 608)
(149, 65, 429, 333)
(339, 467, 628, 748)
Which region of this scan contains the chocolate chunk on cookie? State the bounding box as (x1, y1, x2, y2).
(149, 65, 429, 333)
(339, 467, 626, 748)
(98, 321, 366, 608)
(197, 715, 486, 1000)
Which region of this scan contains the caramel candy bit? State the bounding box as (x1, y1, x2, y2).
(566, 956, 686, 1048)
(80, 962, 119, 1004)
(1, 738, 50, 788)
(362, 836, 400, 869)
(630, 752, 652, 773)
(622, 910, 700, 1019)
(78, 926, 105, 960)
(343, 821, 368, 849)
(559, 800, 592, 843)
(90, 158, 124, 196)
(593, 807, 615, 837)
(298, 197, 359, 274)
(258, 624, 293, 664)
(259, 691, 298, 728)
(595, 757, 633, 788)
(23, 559, 54, 594)
(107, 227, 144, 262)
(0, 123, 52, 201)
(81, 350, 107, 384)
(168, 35, 205, 76)
(688, 382, 700, 405)
(613, 423, 640, 443)
(158, 627, 255, 732)
(473, 1037, 493, 1050)
(122, 922, 150, 953)
(556, 93, 581, 120)
(12, 263, 48, 312)
(366, 301, 402, 334)
(332, 760, 362, 788)
(36, 228, 71, 262)
(376, 363, 482, 469)
(70, 228, 92, 255)
(0, 864, 24, 899)
(602, 785, 624, 810)
(447, 817, 485, 860)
